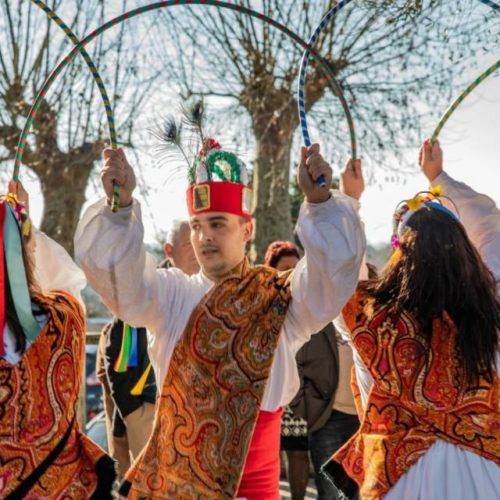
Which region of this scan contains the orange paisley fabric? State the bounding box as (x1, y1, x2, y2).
(334, 288, 500, 500)
(123, 261, 291, 499)
(0, 291, 112, 499)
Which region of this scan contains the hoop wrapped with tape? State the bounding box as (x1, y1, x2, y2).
(186, 138, 252, 219)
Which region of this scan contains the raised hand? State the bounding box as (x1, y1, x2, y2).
(297, 144, 333, 204)
(419, 139, 443, 182)
(8, 180, 30, 214)
(340, 159, 364, 201)
(101, 148, 136, 208)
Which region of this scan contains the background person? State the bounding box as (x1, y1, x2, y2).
(332, 140, 500, 499)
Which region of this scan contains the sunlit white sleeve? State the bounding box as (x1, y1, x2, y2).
(283, 190, 366, 352)
(32, 227, 87, 306)
(433, 172, 500, 285)
(74, 198, 205, 336)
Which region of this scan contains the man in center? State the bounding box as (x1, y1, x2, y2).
(75, 139, 365, 499)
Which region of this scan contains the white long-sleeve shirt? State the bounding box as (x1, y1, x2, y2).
(74, 191, 366, 411)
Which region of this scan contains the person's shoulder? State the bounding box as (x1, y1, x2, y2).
(33, 290, 86, 325)
(342, 283, 373, 328)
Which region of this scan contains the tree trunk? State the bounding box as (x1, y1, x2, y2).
(251, 125, 295, 263)
(38, 157, 93, 256)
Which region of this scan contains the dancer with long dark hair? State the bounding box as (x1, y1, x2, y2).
(331, 140, 499, 499)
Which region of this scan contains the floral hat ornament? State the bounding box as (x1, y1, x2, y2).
(391, 185, 460, 250)
(154, 101, 252, 220)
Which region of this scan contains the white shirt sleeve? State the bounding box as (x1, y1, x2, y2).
(432, 172, 500, 285)
(32, 227, 87, 306)
(74, 198, 205, 336)
(283, 190, 366, 352)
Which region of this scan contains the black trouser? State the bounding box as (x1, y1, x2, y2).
(309, 409, 359, 500)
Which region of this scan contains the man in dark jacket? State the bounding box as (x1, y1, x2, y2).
(290, 323, 359, 500)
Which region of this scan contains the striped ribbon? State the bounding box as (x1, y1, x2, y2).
(114, 323, 137, 372)
(297, 0, 356, 188)
(27, 0, 121, 211)
(3, 205, 41, 346)
(0, 204, 6, 357)
(430, 59, 500, 144)
(16, 1, 351, 193)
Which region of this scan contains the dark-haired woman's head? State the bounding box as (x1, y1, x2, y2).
(264, 241, 301, 271)
(370, 204, 499, 386)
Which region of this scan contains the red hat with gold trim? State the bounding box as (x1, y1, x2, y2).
(186, 138, 252, 220)
(153, 102, 252, 220)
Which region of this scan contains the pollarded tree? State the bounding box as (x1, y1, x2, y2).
(154, 0, 496, 261)
(0, 0, 164, 253)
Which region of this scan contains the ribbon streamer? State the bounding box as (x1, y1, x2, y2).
(3, 206, 41, 345)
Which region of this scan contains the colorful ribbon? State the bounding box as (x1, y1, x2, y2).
(0, 204, 6, 357)
(114, 323, 138, 372)
(2, 204, 41, 347)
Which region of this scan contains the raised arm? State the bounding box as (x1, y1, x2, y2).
(74, 149, 200, 334)
(284, 148, 366, 348)
(420, 139, 500, 283)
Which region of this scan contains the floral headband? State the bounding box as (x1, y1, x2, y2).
(0, 193, 32, 238)
(391, 185, 459, 249)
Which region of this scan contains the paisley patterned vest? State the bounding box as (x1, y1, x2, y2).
(122, 261, 292, 499)
(0, 292, 114, 499)
(334, 288, 500, 500)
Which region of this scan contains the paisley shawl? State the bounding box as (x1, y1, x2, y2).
(334, 288, 500, 500)
(123, 260, 292, 499)
(0, 291, 114, 499)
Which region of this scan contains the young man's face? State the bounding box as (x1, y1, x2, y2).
(189, 212, 252, 281)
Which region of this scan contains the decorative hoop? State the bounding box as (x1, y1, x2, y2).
(26, 0, 120, 211)
(298, 0, 356, 166)
(430, 59, 500, 144)
(430, 0, 498, 143)
(17, 1, 355, 200)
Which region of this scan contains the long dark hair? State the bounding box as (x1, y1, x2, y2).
(3, 223, 38, 355)
(366, 206, 499, 386)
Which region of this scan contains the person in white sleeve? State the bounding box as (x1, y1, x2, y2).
(75, 135, 366, 499)
(330, 139, 499, 500)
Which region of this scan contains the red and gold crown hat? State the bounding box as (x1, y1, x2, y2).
(186, 138, 252, 220)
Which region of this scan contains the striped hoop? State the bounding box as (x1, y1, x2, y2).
(430, 59, 500, 144)
(17, 1, 352, 199)
(26, 0, 121, 211)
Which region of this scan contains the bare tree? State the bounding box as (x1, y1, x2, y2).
(0, 0, 163, 253)
(154, 0, 495, 260)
